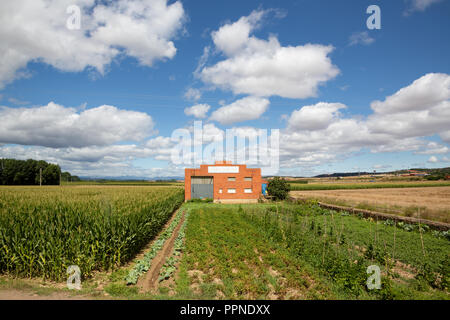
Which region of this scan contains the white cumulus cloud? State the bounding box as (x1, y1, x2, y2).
(278, 73, 450, 168)
(209, 96, 270, 125)
(0, 0, 186, 88)
(367, 73, 450, 140)
(0, 144, 185, 178)
(414, 141, 449, 155)
(184, 88, 202, 101)
(0, 102, 155, 148)
(184, 104, 211, 118)
(287, 102, 346, 131)
(199, 10, 339, 99)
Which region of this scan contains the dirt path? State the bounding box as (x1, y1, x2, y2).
(138, 211, 185, 293)
(0, 289, 91, 300)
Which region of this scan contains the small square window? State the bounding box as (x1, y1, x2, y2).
(219, 189, 223, 194)
(227, 188, 236, 193)
(244, 177, 252, 181)
(244, 188, 252, 193)
(228, 177, 236, 181)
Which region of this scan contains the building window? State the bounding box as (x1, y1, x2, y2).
(244, 177, 252, 181)
(228, 177, 236, 181)
(219, 189, 223, 194)
(227, 188, 236, 193)
(244, 188, 252, 193)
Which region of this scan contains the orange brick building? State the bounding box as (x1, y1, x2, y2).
(185, 161, 267, 203)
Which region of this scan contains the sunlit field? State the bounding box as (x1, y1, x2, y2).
(0, 186, 184, 280)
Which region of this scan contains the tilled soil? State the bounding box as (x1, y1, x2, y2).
(137, 211, 185, 293)
(291, 186, 450, 222)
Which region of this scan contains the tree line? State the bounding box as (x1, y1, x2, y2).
(0, 158, 78, 185)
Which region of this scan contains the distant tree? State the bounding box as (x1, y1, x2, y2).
(61, 171, 71, 182)
(2, 159, 20, 184)
(61, 171, 81, 182)
(0, 158, 64, 185)
(13, 171, 26, 185)
(23, 159, 36, 185)
(267, 177, 291, 201)
(42, 164, 61, 185)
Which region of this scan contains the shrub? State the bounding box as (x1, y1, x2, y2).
(415, 262, 437, 290)
(426, 174, 443, 181)
(187, 198, 213, 203)
(267, 177, 291, 201)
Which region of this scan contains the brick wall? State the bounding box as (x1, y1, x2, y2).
(185, 162, 264, 201)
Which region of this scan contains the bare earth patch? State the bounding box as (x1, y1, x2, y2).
(138, 212, 185, 293)
(0, 289, 91, 300)
(292, 186, 450, 222)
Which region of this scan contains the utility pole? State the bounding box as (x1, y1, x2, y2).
(40, 168, 42, 186)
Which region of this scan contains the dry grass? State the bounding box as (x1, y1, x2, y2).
(291, 186, 450, 223)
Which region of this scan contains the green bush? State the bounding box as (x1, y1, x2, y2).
(425, 175, 443, 181)
(267, 177, 291, 201)
(187, 198, 213, 203)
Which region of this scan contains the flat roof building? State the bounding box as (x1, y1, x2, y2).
(185, 161, 267, 203)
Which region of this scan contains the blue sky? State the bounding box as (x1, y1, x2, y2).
(0, 0, 449, 177)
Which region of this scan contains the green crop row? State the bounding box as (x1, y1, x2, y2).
(125, 208, 185, 285)
(159, 210, 190, 282)
(0, 186, 184, 281)
(240, 203, 449, 298)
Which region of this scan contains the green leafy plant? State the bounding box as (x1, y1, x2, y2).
(415, 262, 437, 290)
(267, 177, 291, 201)
(158, 211, 189, 282)
(125, 208, 185, 285)
(187, 198, 213, 203)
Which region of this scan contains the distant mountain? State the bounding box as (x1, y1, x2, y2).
(78, 167, 450, 181)
(314, 172, 383, 178)
(314, 167, 450, 178)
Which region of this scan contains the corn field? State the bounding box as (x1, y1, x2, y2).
(0, 186, 184, 280)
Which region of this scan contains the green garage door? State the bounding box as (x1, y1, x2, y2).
(191, 176, 213, 199)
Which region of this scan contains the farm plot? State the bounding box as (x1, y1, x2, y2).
(291, 186, 450, 223)
(0, 186, 184, 281)
(289, 181, 450, 191)
(176, 204, 331, 299)
(177, 203, 449, 300)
